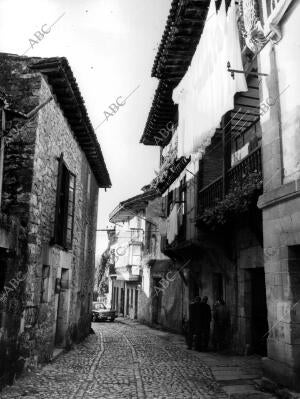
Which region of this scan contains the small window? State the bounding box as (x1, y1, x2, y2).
(145, 221, 152, 252)
(40, 265, 50, 303)
(61, 268, 69, 290)
(212, 273, 223, 303)
(53, 154, 76, 249)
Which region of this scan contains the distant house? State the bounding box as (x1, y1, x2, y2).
(107, 190, 179, 329)
(108, 191, 156, 319)
(138, 195, 176, 329)
(0, 53, 110, 387)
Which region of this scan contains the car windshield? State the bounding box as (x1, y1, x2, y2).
(93, 302, 106, 310)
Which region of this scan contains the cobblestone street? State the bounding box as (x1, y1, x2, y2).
(1, 321, 231, 399)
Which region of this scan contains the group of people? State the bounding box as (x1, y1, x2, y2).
(185, 296, 230, 352)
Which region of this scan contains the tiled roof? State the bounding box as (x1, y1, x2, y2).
(141, 0, 210, 146)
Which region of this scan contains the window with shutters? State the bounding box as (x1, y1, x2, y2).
(53, 154, 76, 249)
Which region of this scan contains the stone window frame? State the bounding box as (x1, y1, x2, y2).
(53, 153, 76, 250)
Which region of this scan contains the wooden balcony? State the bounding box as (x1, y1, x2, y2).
(198, 176, 223, 210)
(227, 146, 262, 188)
(198, 146, 262, 212)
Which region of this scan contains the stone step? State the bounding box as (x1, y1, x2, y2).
(223, 384, 277, 398)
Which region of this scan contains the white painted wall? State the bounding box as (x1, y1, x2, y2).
(274, 1, 300, 182)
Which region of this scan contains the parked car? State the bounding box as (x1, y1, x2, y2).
(92, 302, 116, 322)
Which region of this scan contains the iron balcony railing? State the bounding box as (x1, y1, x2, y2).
(199, 146, 262, 212)
(198, 176, 223, 211)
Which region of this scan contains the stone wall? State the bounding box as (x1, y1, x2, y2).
(137, 196, 185, 332)
(0, 54, 39, 387)
(24, 75, 99, 358)
(0, 54, 99, 384)
(0, 213, 27, 388)
(257, 0, 300, 391)
(187, 224, 264, 354)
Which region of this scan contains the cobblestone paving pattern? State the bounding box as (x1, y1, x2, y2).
(1, 322, 228, 399)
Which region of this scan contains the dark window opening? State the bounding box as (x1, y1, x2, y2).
(60, 268, 69, 290)
(53, 154, 76, 249)
(145, 221, 152, 253)
(167, 191, 173, 216)
(212, 273, 223, 303)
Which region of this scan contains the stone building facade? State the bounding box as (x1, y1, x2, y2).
(257, 0, 300, 390)
(137, 0, 299, 392)
(137, 196, 179, 330)
(0, 53, 110, 387)
(108, 193, 150, 319)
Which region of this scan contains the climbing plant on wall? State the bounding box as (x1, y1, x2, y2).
(198, 171, 262, 230)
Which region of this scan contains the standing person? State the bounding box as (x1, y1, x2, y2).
(200, 296, 211, 351)
(213, 298, 230, 351)
(186, 296, 201, 350)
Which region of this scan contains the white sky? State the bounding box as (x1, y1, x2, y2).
(0, 0, 171, 259)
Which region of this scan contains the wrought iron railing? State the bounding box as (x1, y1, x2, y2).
(227, 146, 262, 188)
(198, 146, 262, 211)
(198, 176, 223, 211)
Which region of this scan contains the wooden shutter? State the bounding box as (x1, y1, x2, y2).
(53, 154, 76, 249)
(54, 154, 64, 244)
(65, 172, 75, 249)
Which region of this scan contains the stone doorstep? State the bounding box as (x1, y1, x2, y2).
(213, 372, 261, 381)
(258, 378, 300, 399)
(223, 384, 277, 398)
